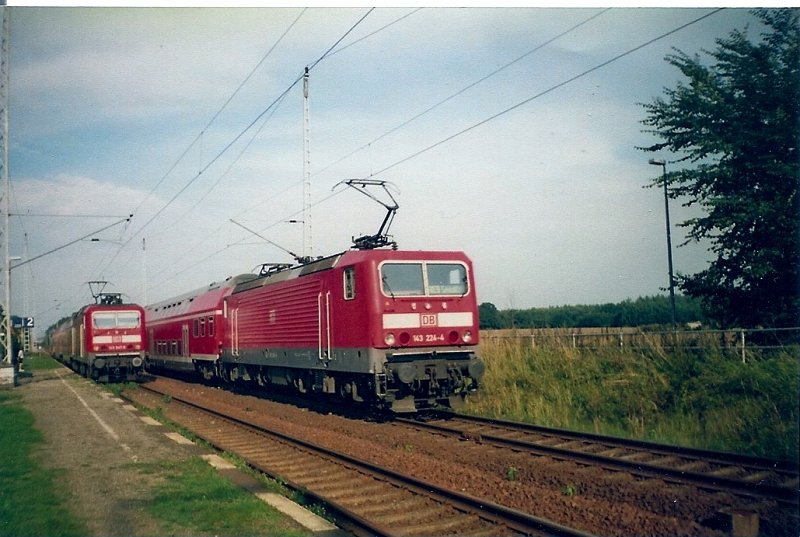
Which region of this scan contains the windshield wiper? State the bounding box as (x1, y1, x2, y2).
(382, 275, 396, 300)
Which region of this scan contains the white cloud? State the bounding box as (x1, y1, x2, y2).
(8, 6, 753, 331)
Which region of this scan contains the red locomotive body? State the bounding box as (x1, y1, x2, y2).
(146, 248, 484, 411)
(49, 302, 146, 382)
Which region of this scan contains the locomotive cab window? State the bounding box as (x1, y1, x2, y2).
(381, 263, 424, 296)
(380, 262, 468, 297)
(92, 311, 141, 329)
(427, 263, 468, 295)
(343, 267, 356, 300)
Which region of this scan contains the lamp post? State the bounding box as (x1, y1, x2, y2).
(649, 158, 677, 330)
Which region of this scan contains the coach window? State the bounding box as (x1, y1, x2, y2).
(200, 318, 205, 337)
(193, 319, 199, 338)
(208, 316, 215, 337)
(343, 267, 356, 300)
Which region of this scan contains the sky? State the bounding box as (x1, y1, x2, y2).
(4, 4, 771, 334)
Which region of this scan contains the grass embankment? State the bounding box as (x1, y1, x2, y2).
(1, 353, 310, 536)
(466, 336, 799, 460)
(142, 458, 309, 536)
(0, 389, 87, 537)
(19, 352, 64, 371)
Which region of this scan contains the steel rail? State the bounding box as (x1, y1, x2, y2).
(399, 413, 799, 506)
(439, 412, 799, 472)
(132, 384, 597, 537)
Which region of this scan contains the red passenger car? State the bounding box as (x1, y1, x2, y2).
(145, 274, 254, 378)
(49, 297, 146, 382)
(145, 249, 484, 412)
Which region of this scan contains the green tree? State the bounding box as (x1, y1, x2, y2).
(478, 302, 503, 329)
(639, 9, 799, 328)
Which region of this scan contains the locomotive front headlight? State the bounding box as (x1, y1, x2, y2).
(462, 330, 473, 343)
(94, 358, 105, 369)
(384, 333, 396, 346)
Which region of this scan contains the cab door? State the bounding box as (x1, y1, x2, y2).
(318, 289, 331, 362)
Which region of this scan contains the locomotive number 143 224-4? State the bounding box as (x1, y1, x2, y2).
(413, 333, 446, 343)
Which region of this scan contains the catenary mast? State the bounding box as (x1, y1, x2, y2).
(1, 7, 11, 367)
(302, 67, 312, 260)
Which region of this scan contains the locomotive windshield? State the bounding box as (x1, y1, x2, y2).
(92, 311, 141, 329)
(381, 262, 468, 297)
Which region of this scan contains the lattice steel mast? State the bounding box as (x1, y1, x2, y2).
(302, 67, 312, 259)
(1, 7, 11, 367)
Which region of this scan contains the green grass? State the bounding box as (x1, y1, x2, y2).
(19, 352, 64, 371)
(142, 458, 309, 536)
(1, 363, 312, 537)
(0, 391, 88, 537)
(466, 337, 799, 460)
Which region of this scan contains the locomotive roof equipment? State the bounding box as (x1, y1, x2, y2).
(334, 179, 399, 251)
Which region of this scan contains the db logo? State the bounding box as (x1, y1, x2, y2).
(421, 314, 437, 326)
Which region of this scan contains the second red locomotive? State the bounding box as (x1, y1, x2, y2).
(48, 294, 146, 382)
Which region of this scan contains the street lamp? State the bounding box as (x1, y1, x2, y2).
(649, 158, 677, 330)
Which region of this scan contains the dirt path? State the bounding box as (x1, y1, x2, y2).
(16, 367, 210, 536)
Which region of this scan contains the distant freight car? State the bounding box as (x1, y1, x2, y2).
(145, 249, 484, 412)
(49, 296, 146, 382)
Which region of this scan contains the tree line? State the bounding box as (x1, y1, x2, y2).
(479, 295, 705, 330)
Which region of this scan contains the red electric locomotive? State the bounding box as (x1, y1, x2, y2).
(49, 293, 146, 382)
(145, 180, 485, 411)
(146, 249, 483, 411)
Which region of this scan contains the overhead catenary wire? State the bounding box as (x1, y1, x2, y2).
(367, 8, 725, 179)
(129, 8, 308, 222)
(93, 9, 376, 289)
(111, 9, 379, 298)
(92, 9, 309, 283)
(323, 7, 421, 59)
(146, 186, 348, 294)
(141, 9, 725, 297)
(164, 6, 608, 249)
(313, 7, 612, 179)
(117, 8, 375, 247)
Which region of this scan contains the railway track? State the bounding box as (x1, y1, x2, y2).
(124, 383, 596, 537)
(400, 412, 800, 507)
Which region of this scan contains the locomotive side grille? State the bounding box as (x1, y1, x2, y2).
(235, 278, 321, 347)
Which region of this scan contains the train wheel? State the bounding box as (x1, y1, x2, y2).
(294, 376, 306, 394)
(200, 365, 214, 382)
(220, 365, 233, 383)
(338, 379, 355, 401)
(256, 369, 268, 387)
